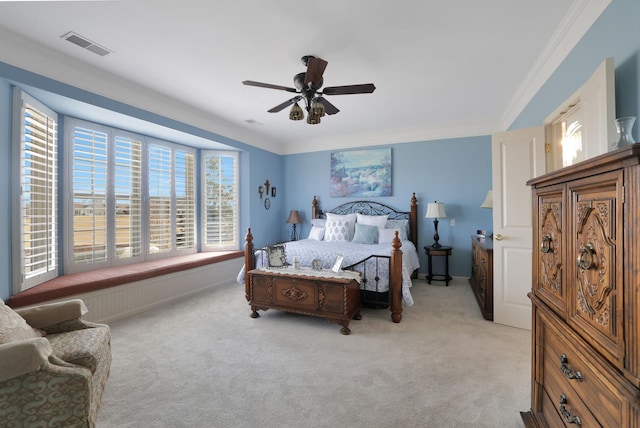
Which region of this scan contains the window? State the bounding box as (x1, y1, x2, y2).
(12, 89, 59, 292)
(13, 92, 239, 289)
(544, 58, 616, 172)
(148, 144, 172, 255)
(175, 150, 196, 250)
(66, 118, 197, 273)
(202, 151, 238, 250)
(114, 135, 143, 259)
(548, 104, 583, 170)
(71, 125, 108, 265)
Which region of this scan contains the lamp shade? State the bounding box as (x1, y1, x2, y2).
(480, 190, 493, 209)
(425, 202, 447, 219)
(289, 103, 304, 121)
(286, 210, 302, 224)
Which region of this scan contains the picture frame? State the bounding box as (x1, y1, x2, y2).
(330, 148, 392, 197)
(264, 198, 271, 210)
(271, 187, 277, 197)
(266, 244, 287, 268)
(331, 254, 344, 273)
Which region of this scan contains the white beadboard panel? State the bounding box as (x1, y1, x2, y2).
(60, 257, 244, 323)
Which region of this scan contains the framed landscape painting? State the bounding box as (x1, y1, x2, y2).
(330, 148, 392, 197)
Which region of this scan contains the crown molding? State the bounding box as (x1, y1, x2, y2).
(501, 0, 612, 130)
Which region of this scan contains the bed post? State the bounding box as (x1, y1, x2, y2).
(244, 228, 254, 301)
(409, 192, 418, 249)
(390, 231, 403, 323)
(312, 195, 320, 219)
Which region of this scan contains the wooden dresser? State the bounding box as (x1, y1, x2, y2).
(470, 236, 493, 320)
(522, 144, 640, 427)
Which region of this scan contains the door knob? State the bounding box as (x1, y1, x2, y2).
(494, 234, 507, 241)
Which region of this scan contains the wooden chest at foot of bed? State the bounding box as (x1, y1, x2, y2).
(248, 269, 362, 335)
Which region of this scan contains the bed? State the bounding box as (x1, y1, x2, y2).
(241, 193, 419, 323)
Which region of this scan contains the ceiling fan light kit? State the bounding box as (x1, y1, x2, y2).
(243, 55, 376, 125)
(289, 102, 304, 121)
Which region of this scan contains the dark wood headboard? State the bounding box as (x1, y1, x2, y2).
(311, 193, 418, 249)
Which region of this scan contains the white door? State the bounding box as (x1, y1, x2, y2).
(492, 126, 546, 330)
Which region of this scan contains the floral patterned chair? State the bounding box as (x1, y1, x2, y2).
(0, 298, 111, 427)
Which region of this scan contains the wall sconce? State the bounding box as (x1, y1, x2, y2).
(425, 201, 447, 248)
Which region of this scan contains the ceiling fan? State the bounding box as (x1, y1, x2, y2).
(242, 55, 376, 124)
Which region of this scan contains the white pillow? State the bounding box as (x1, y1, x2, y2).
(324, 219, 351, 242)
(379, 228, 399, 244)
(357, 213, 388, 230)
(311, 218, 326, 228)
(308, 226, 325, 241)
(326, 213, 356, 239)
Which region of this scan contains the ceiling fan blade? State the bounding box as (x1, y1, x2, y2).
(323, 83, 376, 95)
(316, 97, 340, 115)
(268, 96, 302, 113)
(243, 80, 298, 93)
(304, 57, 328, 88)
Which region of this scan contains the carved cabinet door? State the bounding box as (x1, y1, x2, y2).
(567, 170, 624, 369)
(533, 184, 566, 317)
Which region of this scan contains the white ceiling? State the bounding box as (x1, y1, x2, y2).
(0, 0, 606, 154)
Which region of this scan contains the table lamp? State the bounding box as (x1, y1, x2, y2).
(286, 210, 302, 241)
(425, 201, 447, 248)
(480, 190, 493, 208)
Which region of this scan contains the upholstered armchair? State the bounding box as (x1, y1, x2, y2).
(0, 298, 111, 427)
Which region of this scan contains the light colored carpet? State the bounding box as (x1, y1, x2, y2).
(98, 277, 530, 428)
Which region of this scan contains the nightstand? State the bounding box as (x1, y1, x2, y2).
(424, 245, 453, 286)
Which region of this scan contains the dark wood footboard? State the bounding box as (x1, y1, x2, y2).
(242, 227, 404, 323)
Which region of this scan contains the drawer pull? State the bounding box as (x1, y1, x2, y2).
(540, 234, 552, 253)
(559, 354, 583, 381)
(558, 394, 582, 426)
(577, 243, 595, 270)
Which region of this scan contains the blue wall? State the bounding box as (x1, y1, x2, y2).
(2, 0, 640, 299)
(283, 138, 493, 278)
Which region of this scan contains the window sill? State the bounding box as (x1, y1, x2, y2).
(8, 251, 243, 308)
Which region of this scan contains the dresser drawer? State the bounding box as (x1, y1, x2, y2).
(541, 310, 626, 427)
(542, 365, 599, 428)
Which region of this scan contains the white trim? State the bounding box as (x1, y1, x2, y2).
(501, 0, 612, 130)
(200, 150, 240, 251)
(11, 88, 23, 294)
(13, 88, 59, 293)
(280, 120, 499, 155)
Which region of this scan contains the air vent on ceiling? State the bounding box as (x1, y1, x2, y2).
(61, 31, 112, 56)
